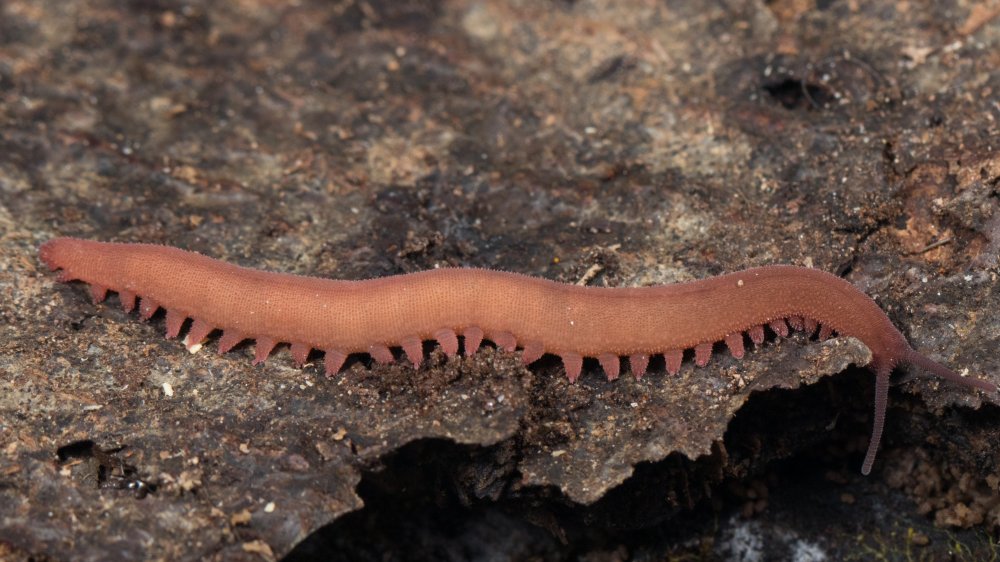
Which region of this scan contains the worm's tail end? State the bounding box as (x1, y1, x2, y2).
(861, 368, 891, 476)
(861, 350, 996, 476)
(904, 349, 998, 395)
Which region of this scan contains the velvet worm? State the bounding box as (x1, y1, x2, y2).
(40, 238, 997, 474)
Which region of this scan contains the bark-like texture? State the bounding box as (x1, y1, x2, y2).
(1, 0, 998, 560)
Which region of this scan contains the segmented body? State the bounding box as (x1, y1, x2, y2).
(40, 238, 996, 474)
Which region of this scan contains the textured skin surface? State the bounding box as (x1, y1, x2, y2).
(39, 238, 998, 477)
(40, 238, 911, 366)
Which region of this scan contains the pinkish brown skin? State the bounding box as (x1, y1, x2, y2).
(39, 238, 996, 474)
